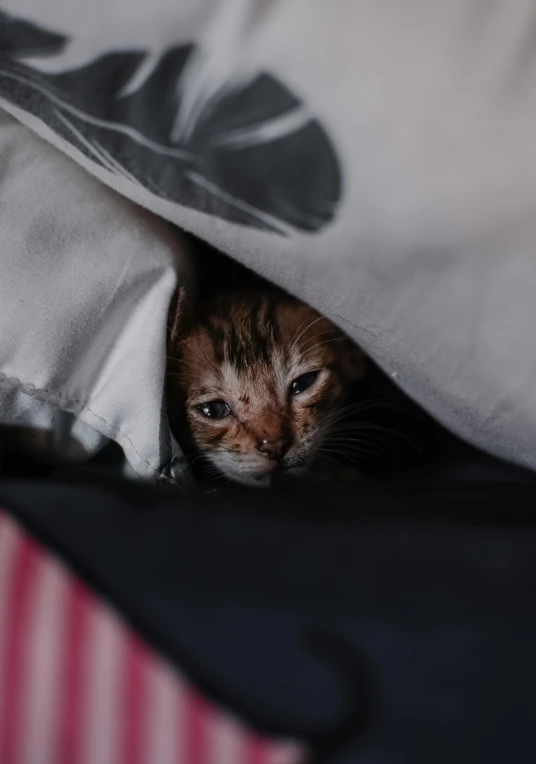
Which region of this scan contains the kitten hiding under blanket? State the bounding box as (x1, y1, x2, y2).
(167, 288, 431, 488)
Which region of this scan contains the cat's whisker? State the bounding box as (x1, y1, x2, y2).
(299, 328, 344, 348)
(291, 314, 326, 350)
(295, 336, 346, 359)
(315, 392, 408, 432)
(321, 434, 395, 459)
(288, 313, 320, 349)
(321, 437, 397, 467)
(325, 425, 413, 454)
(307, 328, 344, 340)
(314, 452, 347, 470)
(326, 413, 408, 434)
(339, 423, 422, 454)
(316, 446, 362, 463)
(289, 330, 345, 368)
(314, 404, 359, 430)
(322, 437, 376, 449)
(315, 449, 380, 473)
(320, 393, 392, 421)
(315, 401, 378, 431)
(287, 315, 309, 348)
(322, 448, 391, 470)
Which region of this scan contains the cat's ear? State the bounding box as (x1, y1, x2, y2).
(166, 285, 193, 436)
(167, 284, 194, 351)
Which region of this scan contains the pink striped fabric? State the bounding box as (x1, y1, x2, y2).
(0, 511, 305, 764)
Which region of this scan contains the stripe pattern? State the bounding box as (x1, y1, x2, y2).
(0, 511, 304, 764)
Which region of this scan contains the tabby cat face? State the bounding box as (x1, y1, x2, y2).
(169, 291, 365, 487)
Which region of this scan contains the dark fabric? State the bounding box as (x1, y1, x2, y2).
(2, 451, 536, 763)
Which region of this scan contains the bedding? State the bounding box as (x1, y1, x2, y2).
(0, 109, 190, 483)
(1, 1, 536, 478)
(2, 4, 536, 761)
(2, 469, 536, 764)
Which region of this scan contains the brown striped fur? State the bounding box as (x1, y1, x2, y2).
(168, 291, 365, 487)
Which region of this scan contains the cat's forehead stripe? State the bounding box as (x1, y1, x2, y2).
(205, 297, 280, 370)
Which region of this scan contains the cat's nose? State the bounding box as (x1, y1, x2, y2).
(256, 438, 290, 462)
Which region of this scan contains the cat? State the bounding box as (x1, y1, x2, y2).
(167, 288, 367, 487)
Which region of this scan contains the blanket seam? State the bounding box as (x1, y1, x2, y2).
(0, 371, 154, 470)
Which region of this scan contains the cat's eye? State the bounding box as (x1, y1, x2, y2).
(197, 400, 231, 419)
(290, 371, 319, 396)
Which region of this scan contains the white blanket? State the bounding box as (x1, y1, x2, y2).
(0, 110, 189, 480)
(1, 0, 536, 477)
